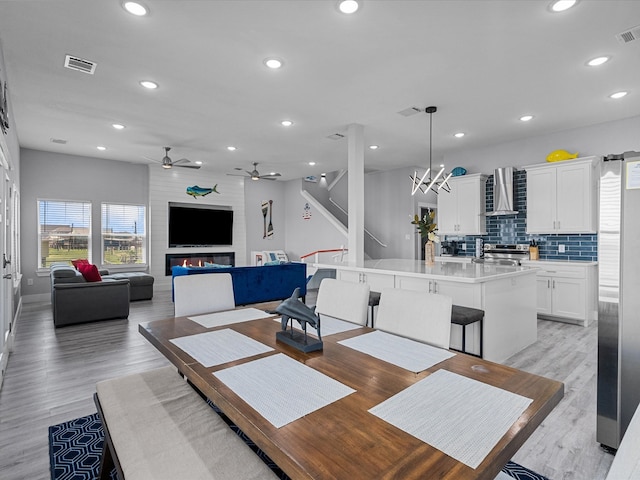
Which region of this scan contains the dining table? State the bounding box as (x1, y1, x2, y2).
(139, 302, 564, 480)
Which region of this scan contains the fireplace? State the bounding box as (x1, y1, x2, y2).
(165, 252, 235, 276)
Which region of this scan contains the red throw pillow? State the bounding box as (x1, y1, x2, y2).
(78, 263, 102, 282)
(71, 258, 90, 270)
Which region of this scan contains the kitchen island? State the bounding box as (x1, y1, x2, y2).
(314, 259, 538, 363)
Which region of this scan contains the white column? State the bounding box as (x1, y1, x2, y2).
(347, 123, 364, 267)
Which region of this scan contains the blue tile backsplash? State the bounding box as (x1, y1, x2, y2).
(444, 170, 598, 261)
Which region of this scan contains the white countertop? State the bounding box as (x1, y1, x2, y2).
(315, 258, 537, 284)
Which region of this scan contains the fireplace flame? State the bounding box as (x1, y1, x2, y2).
(182, 259, 187, 267)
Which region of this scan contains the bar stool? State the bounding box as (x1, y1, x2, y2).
(450, 305, 484, 358)
(368, 291, 381, 327)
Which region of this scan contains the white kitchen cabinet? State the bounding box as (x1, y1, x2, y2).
(525, 156, 599, 234)
(524, 260, 597, 326)
(394, 275, 481, 308)
(437, 174, 487, 235)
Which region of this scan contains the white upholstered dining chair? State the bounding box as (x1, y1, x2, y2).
(375, 287, 453, 349)
(314, 278, 370, 326)
(173, 273, 235, 317)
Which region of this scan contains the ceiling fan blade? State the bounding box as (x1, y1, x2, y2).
(226, 173, 248, 177)
(175, 164, 201, 169)
(260, 177, 277, 181)
(143, 155, 161, 163)
(261, 173, 281, 178)
(172, 158, 190, 165)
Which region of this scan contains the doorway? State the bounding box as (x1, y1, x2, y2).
(0, 145, 13, 386)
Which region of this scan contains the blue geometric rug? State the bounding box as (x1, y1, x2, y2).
(49, 410, 550, 480)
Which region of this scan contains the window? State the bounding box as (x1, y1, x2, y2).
(101, 203, 146, 266)
(38, 200, 91, 268)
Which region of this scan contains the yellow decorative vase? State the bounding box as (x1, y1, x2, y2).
(424, 241, 435, 266)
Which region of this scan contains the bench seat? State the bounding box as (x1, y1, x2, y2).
(95, 366, 278, 480)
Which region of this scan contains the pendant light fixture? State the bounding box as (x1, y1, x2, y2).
(410, 106, 452, 195)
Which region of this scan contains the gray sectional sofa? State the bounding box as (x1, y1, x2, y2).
(50, 263, 154, 327)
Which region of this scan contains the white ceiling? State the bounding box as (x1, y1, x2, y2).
(0, 0, 639, 180)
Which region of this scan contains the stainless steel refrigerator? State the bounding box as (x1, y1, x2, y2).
(597, 151, 640, 450)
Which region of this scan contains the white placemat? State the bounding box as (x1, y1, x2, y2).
(274, 316, 362, 337)
(170, 329, 274, 367)
(338, 330, 455, 373)
(213, 353, 356, 428)
(189, 308, 271, 328)
(369, 369, 533, 469)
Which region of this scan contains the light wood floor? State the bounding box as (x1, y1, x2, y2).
(0, 290, 613, 480)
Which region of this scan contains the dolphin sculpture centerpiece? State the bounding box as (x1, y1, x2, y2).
(269, 288, 323, 352)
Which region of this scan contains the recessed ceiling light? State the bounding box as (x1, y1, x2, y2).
(520, 115, 534, 122)
(281, 120, 293, 127)
(338, 0, 360, 14)
(123, 1, 148, 16)
(227, 146, 237, 151)
(549, 0, 578, 12)
(264, 58, 283, 69)
(308, 161, 316, 166)
(454, 132, 465, 138)
(369, 145, 379, 150)
(112, 123, 125, 130)
(139, 80, 158, 89)
(587, 56, 610, 67)
(610, 91, 628, 99)
(97, 146, 107, 151)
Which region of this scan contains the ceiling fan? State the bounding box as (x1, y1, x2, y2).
(227, 162, 281, 181)
(145, 147, 201, 169)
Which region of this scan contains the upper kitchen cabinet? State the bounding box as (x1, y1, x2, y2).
(524, 156, 599, 234)
(437, 173, 487, 235)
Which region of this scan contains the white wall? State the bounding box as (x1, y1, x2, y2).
(283, 179, 347, 261)
(149, 167, 246, 289)
(444, 115, 640, 171)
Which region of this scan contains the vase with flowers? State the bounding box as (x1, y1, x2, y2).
(411, 210, 439, 266)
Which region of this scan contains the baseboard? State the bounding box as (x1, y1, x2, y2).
(9, 296, 22, 351)
(1, 297, 22, 389)
(22, 293, 51, 304)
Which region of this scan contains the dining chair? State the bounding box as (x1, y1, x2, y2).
(375, 287, 453, 349)
(314, 278, 370, 326)
(173, 273, 235, 317)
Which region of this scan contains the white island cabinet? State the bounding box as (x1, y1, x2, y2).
(316, 259, 538, 364)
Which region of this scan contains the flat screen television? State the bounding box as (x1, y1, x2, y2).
(168, 203, 233, 247)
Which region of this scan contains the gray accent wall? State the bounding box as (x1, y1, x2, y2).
(243, 178, 286, 260)
(20, 149, 148, 297)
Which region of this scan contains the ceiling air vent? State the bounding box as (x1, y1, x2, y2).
(326, 133, 345, 140)
(397, 107, 422, 117)
(64, 54, 97, 74)
(616, 25, 640, 45)
(50, 138, 67, 144)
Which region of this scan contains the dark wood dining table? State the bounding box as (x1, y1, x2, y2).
(139, 303, 563, 480)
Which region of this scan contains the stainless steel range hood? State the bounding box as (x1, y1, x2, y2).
(485, 167, 518, 216)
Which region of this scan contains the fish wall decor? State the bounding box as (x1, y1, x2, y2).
(186, 185, 219, 198)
